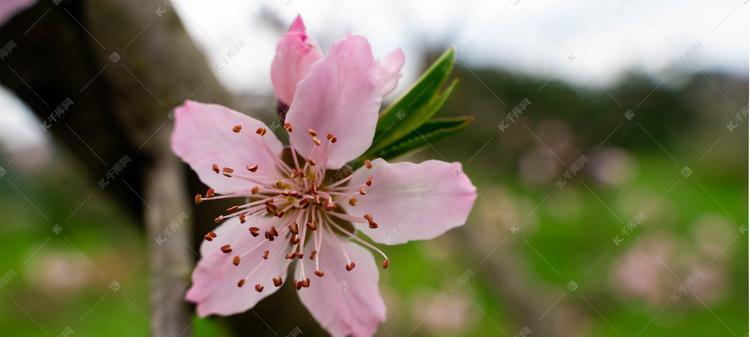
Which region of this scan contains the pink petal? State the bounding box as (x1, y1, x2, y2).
(374, 48, 405, 96)
(0, 0, 34, 26)
(285, 35, 402, 169)
(171, 100, 284, 194)
(186, 216, 290, 317)
(271, 16, 323, 106)
(342, 159, 477, 245)
(297, 237, 385, 337)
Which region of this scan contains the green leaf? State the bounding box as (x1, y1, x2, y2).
(369, 116, 473, 162)
(365, 47, 456, 157)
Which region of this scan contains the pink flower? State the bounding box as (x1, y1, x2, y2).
(172, 16, 476, 337)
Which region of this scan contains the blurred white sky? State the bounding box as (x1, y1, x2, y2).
(1, 0, 747, 153)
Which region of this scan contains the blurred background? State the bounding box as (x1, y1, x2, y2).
(0, 1, 747, 337)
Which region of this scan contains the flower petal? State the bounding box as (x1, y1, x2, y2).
(374, 48, 404, 96)
(171, 100, 284, 194)
(186, 216, 290, 317)
(342, 158, 476, 245)
(271, 16, 323, 106)
(285, 35, 402, 169)
(0, 0, 35, 27)
(297, 237, 385, 337)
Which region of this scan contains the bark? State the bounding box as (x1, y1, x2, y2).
(0, 1, 230, 336)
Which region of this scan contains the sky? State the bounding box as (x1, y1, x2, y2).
(0, 0, 747, 152)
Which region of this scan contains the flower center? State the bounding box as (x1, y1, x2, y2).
(193, 123, 388, 292)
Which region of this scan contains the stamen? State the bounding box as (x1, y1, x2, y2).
(324, 212, 390, 267)
(289, 222, 299, 235)
(363, 214, 379, 229)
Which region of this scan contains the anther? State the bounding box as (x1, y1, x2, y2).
(359, 186, 367, 195)
(289, 223, 299, 235)
(212, 164, 220, 174)
(366, 176, 373, 186)
(203, 231, 216, 241)
(306, 221, 317, 231)
(314, 270, 325, 277)
(232, 125, 242, 133)
(255, 284, 264, 292)
(295, 280, 304, 290)
(251, 186, 260, 194)
(345, 262, 356, 271)
(232, 256, 240, 266)
(382, 259, 390, 269)
(249, 227, 260, 237)
(307, 129, 318, 137)
(264, 231, 275, 241)
(312, 137, 321, 146)
(349, 198, 358, 206)
(222, 167, 234, 177)
(302, 278, 310, 288)
(220, 244, 232, 254)
(284, 122, 293, 133)
(273, 277, 283, 287)
(296, 252, 304, 259)
(290, 234, 299, 245)
(206, 188, 215, 197)
(326, 133, 337, 143)
(246, 164, 258, 172)
(194, 194, 202, 205)
(226, 205, 239, 213)
(256, 128, 267, 136)
(262, 250, 269, 259)
(214, 215, 224, 224)
(309, 250, 317, 260)
(237, 279, 246, 287)
(308, 159, 317, 166)
(239, 214, 247, 223)
(269, 226, 279, 237)
(363, 214, 378, 229)
(364, 160, 373, 169)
